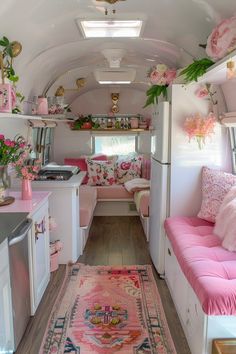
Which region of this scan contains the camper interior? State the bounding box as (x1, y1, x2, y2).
(0, 1, 236, 353)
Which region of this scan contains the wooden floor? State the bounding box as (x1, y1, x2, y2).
(16, 216, 190, 354)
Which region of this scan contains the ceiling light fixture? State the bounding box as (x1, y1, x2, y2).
(98, 80, 131, 84)
(78, 20, 143, 38)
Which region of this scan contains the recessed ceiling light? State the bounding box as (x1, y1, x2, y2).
(78, 20, 143, 38)
(98, 80, 131, 84)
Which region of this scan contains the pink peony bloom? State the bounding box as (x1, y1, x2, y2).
(206, 16, 236, 61)
(195, 86, 209, 98)
(149, 70, 163, 85)
(0, 134, 4, 140)
(164, 69, 177, 85)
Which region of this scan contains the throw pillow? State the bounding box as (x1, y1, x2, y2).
(198, 166, 236, 222)
(116, 155, 142, 184)
(214, 186, 236, 251)
(64, 154, 108, 184)
(86, 159, 116, 186)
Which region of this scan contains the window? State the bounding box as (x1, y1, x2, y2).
(94, 135, 136, 155)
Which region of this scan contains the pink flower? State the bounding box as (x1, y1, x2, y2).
(195, 86, 209, 98)
(4, 139, 12, 147)
(19, 143, 26, 148)
(164, 69, 177, 85)
(0, 134, 4, 140)
(206, 16, 236, 61)
(10, 141, 15, 147)
(149, 70, 163, 85)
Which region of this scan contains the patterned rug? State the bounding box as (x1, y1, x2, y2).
(40, 264, 176, 354)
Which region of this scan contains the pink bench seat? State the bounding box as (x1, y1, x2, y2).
(96, 185, 133, 200)
(164, 216, 236, 316)
(79, 186, 97, 227)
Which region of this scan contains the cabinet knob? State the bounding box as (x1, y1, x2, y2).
(168, 248, 172, 256)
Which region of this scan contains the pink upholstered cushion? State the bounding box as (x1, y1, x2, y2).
(198, 166, 236, 222)
(96, 185, 133, 200)
(164, 216, 236, 315)
(214, 186, 236, 252)
(116, 155, 142, 184)
(79, 185, 97, 227)
(86, 159, 116, 186)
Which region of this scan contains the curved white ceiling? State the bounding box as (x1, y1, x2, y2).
(0, 0, 235, 103)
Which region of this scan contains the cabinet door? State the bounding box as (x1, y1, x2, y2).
(0, 240, 14, 352)
(31, 201, 50, 313)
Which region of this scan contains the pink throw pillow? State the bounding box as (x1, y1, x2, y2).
(116, 155, 142, 184)
(64, 154, 107, 184)
(86, 159, 116, 186)
(214, 186, 236, 251)
(198, 167, 236, 222)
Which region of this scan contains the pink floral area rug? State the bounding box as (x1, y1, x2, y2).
(40, 264, 176, 354)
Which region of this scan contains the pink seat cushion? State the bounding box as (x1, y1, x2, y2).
(79, 186, 97, 227)
(96, 185, 133, 200)
(164, 217, 236, 315)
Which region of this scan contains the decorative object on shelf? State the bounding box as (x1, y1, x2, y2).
(0, 134, 26, 201)
(54, 78, 86, 97)
(111, 92, 119, 113)
(183, 112, 216, 150)
(206, 16, 236, 61)
(226, 59, 236, 79)
(37, 96, 48, 115)
(144, 64, 177, 108)
(0, 36, 24, 113)
(130, 117, 139, 129)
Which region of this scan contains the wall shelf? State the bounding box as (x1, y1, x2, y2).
(71, 128, 150, 132)
(0, 112, 75, 123)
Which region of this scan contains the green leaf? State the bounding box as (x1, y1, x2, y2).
(5, 45, 13, 57)
(143, 94, 156, 108)
(8, 74, 19, 83)
(0, 40, 7, 47)
(3, 36, 9, 45)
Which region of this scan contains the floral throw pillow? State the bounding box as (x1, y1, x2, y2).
(86, 159, 116, 186)
(116, 155, 142, 184)
(198, 166, 236, 222)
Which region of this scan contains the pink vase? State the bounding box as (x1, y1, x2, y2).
(21, 179, 32, 200)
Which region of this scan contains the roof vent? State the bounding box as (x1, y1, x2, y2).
(94, 68, 136, 84)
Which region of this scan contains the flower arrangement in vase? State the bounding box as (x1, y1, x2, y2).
(183, 112, 216, 150)
(14, 153, 41, 200)
(0, 134, 26, 201)
(144, 64, 177, 108)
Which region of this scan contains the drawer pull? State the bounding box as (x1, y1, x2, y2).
(35, 218, 46, 241)
(168, 248, 172, 256)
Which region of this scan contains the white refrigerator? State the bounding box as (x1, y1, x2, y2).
(149, 101, 170, 276)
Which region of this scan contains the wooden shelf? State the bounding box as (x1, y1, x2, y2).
(71, 128, 150, 132)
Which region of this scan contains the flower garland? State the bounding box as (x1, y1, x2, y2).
(183, 112, 216, 150)
(144, 64, 176, 108)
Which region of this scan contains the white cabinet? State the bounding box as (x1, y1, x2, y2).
(29, 200, 50, 315)
(0, 239, 14, 353)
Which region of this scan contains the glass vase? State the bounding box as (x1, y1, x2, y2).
(21, 179, 32, 200)
(0, 165, 11, 201)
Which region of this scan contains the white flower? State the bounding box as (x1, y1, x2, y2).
(156, 64, 168, 73)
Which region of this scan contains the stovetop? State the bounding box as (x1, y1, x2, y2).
(35, 170, 73, 181)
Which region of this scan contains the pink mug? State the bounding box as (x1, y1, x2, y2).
(37, 97, 48, 115)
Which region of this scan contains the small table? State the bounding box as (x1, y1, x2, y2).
(212, 339, 236, 354)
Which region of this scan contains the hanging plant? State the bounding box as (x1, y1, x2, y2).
(0, 35, 24, 113)
(144, 64, 176, 108)
(179, 58, 214, 83)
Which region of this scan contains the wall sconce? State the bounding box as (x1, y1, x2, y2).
(226, 60, 236, 79)
(111, 92, 119, 113)
(55, 78, 86, 96)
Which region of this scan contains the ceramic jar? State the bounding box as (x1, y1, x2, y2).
(130, 117, 139, 129)
(37, 96, 48, 115)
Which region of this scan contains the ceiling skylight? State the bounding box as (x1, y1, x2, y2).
(78, 20, 143, 38)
